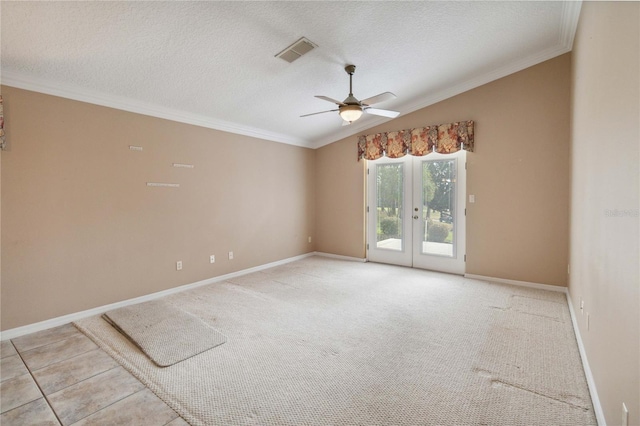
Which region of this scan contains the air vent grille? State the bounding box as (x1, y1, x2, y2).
(275, 37, 317, 63)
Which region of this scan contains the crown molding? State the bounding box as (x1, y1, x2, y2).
(0, 71, 314, 149)
(1, 2, 581, 152)
(311, 2, 582, 150)
(560, 1, 583, 50)
(311, 45, 571, 150)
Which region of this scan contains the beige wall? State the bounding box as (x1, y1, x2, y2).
(317, 54, 571, 286)
(1, 55, 573, 330)
(569, 2, 640, 425)
(1, 86, 316, 330)
(315, 138, 366, 259)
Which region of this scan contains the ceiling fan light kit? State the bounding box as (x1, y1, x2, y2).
(339, 104, 363, 123)
(301, 64, 400, 124)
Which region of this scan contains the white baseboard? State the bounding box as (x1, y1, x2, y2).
(464, 273, 568, 293)
(465, 274, 604, 424)
(566, 293, 606, 426)
(1, 253, 606, 426)
(0, 252, 316, 341)
(314, 251, 366, 262)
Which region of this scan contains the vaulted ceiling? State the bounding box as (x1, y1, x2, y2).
(1, 1, 581, 148)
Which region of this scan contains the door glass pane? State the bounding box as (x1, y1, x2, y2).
(421, 159, 456, 257)
(376, 163, 404, 251)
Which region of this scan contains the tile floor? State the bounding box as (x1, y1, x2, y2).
(1, 323, 188, 425)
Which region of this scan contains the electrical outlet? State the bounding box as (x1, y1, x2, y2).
(176, 261, 182, 271)
(308, 236, 312, 243)
(228, 251, 234, 260)
(622, 402, 628, 426)
(210, 255, 215, 264)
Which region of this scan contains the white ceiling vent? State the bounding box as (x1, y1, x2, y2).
(275, 37, 317, 63)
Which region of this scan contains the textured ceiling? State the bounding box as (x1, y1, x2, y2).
(1, 1, 581, 148)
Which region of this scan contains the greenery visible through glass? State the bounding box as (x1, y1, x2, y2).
(422, 159, 456, 257)
(376, 163, 403, 250)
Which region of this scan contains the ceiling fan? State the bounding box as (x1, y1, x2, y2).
(301, 65, 400, 125)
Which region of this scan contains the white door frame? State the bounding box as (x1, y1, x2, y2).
(366, 156, 413, 267)
(366, 151, 466, 275)
(412, 151, 466, 274)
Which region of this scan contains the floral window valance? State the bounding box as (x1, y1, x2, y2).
(357, 120, 474, 161)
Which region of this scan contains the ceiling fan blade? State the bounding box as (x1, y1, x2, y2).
(315, 95, 346, 106)
(300, 109, 338, 118)
(365, 108, 400, 118)
(360, 92, 396, 106)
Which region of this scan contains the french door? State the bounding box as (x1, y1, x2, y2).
(366, 151, 466, 275)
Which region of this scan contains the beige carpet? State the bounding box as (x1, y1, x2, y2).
(103, 299, 226, 367)
(75, 256, 596, 426)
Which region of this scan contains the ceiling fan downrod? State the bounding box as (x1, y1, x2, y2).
(345, 65, 356, 97)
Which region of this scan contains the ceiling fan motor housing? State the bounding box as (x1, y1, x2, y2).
(343, 95, 361, 106)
